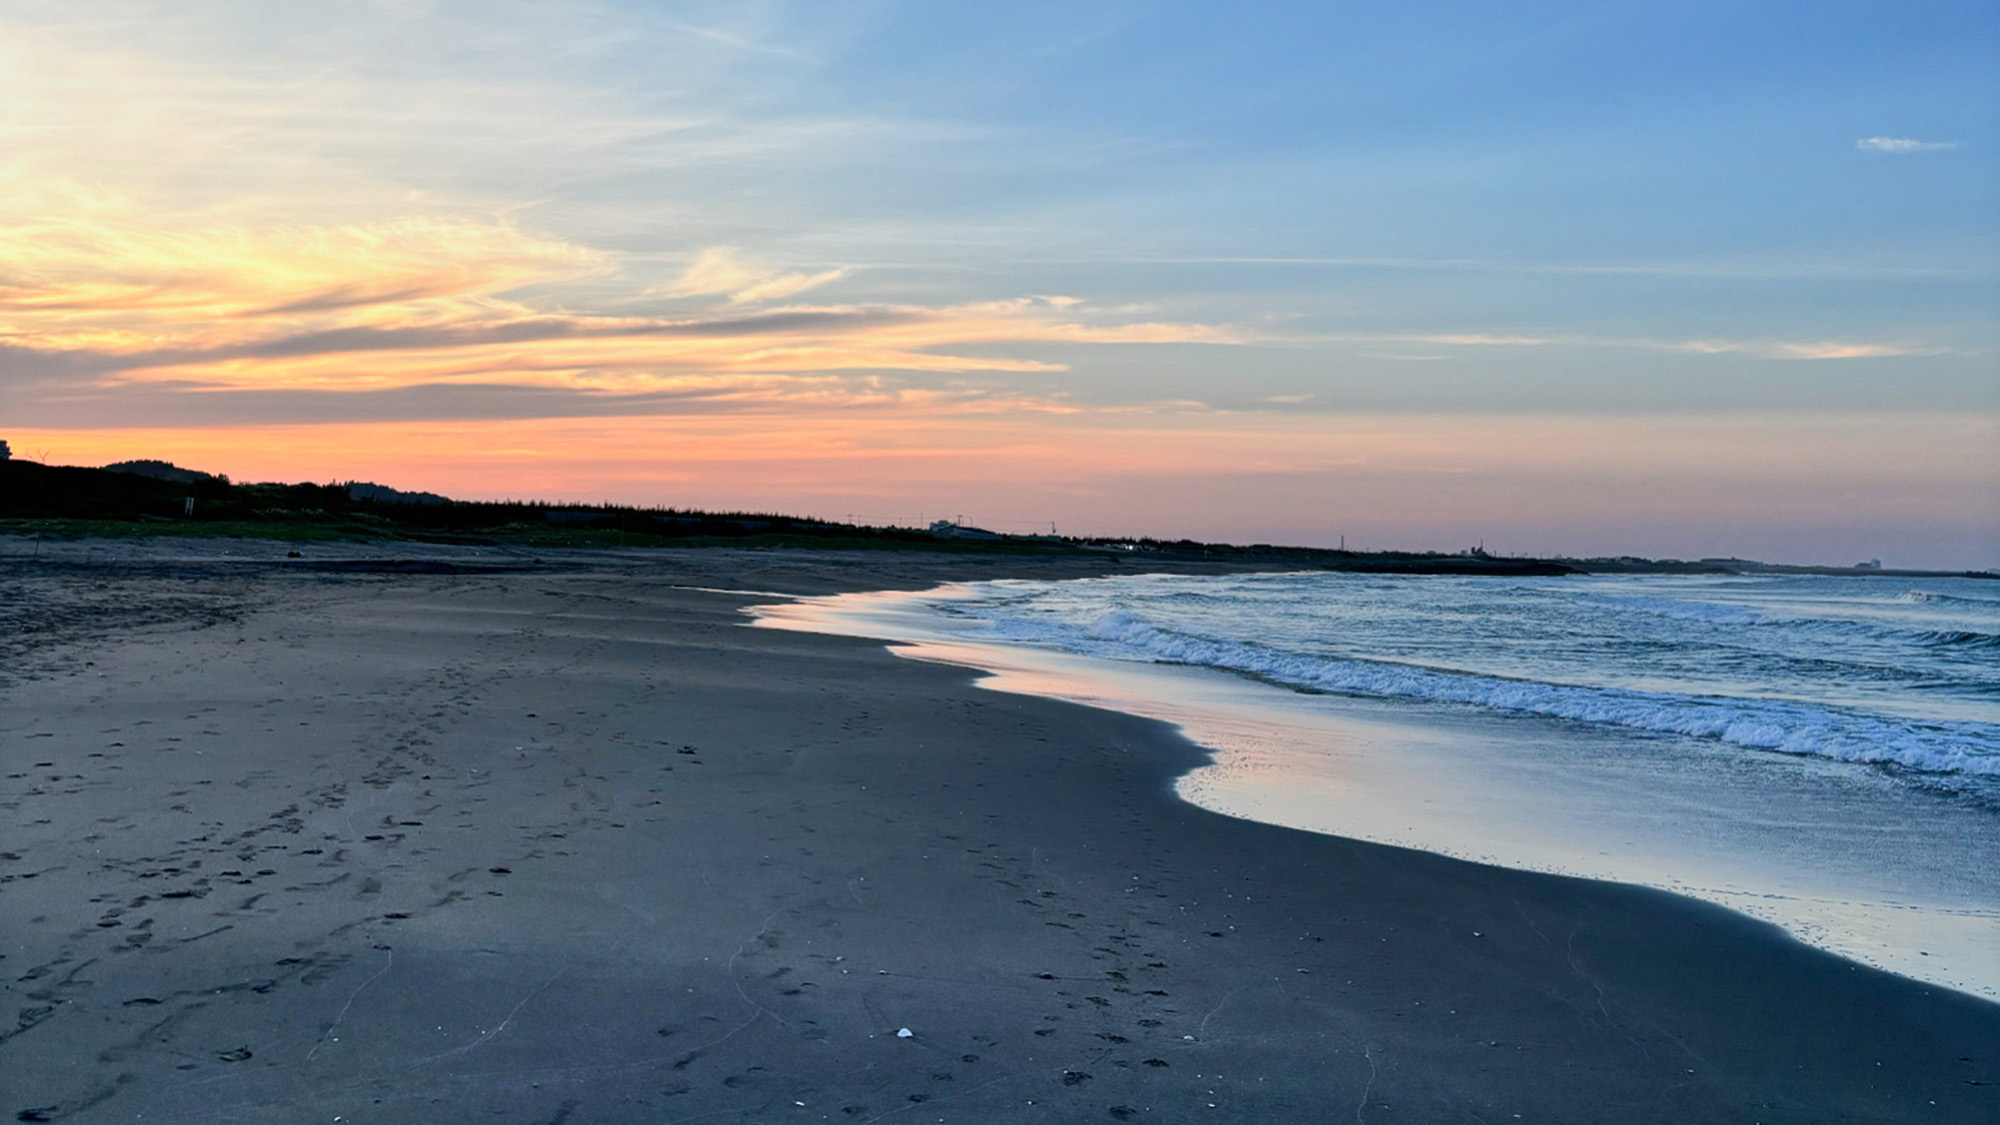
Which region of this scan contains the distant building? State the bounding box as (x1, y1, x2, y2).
(930, 519, 1002, 541)
(1855, 559, 1882, 570)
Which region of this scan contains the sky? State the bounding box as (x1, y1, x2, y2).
(2, 1, 1995, 566)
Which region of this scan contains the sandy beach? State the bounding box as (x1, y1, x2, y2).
(2, 539, 1995, 1123)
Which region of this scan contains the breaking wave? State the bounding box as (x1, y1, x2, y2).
(947, 572, 2000, 781)
(1049, 610, 2000, 777)
(1902, 589, 2000, 607)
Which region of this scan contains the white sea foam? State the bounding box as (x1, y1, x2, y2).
(940, 572, 2000, 781)
(756, 571, 2000, 999)
(1055, 611, 1999, 775)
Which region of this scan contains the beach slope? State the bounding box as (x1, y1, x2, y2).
(1, 543, 1993, 1122)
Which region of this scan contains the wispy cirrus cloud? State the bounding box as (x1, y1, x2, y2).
(0, 186, 606, 352)
(1662, 338, 1944, 360)
(1306, 331, 1942, 360)
(1855, 137, 1959, 154)
(0, 187, 1230, 403)
(655, 246, 847, 305)
(98, 297, 1225, 394)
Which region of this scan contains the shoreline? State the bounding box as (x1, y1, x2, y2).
(1, 540, 1995, 1121)
(755, 581, 2000, 1004)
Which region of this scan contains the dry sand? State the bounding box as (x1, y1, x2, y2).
(1, 539, 1994, 1123)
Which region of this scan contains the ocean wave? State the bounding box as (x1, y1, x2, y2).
(1541, 590, 2000, 669)
(1919, 629, 2000, 649)
(1901, 589, 2000, 607)
(1034, 609, 2000, 778)
(1782, 619, 2000, 655)
(1588, 594, 1765, 625)
(1592, 595, 1999, 651)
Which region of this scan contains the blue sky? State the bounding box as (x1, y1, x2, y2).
(2, 1, 1995, 563)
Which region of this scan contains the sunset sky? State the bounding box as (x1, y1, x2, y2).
(3, 2, 1994, 565)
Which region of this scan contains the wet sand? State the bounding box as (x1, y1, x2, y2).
(1, 540, 1995, 1122)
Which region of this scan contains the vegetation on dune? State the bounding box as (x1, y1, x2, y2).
(0, 456, 1595, 574)
(9, 457, 1979, 577)
(0, 459, 1085, 554)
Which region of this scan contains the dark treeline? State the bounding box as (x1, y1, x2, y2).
(14, 457, 1875, 577)
(0, 459, 960, 547)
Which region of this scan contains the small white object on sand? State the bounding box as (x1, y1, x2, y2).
(896, 1028, 913, 1038)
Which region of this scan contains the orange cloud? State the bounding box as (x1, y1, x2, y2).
(102, 300, 1228, 393)
(1, 189, 1229, 402)
(0, 192, 605, 354)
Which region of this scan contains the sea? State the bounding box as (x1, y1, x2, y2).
(754, 570, 2000, 1001)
